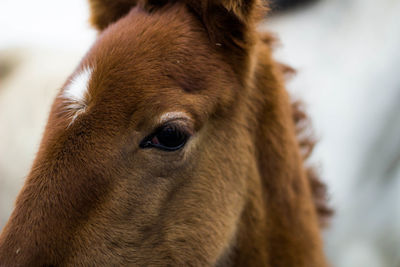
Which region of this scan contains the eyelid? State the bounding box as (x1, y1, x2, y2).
(159, 112, 193, 125)
(156, 117, 194, 136)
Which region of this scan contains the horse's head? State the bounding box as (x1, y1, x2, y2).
(0, 0, 330, 266)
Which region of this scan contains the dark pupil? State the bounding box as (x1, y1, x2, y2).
(156, 126, 185, 148)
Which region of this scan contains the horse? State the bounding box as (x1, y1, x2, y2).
(0, 0, 331, 265)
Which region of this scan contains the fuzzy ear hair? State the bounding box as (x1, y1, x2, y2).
(178, 0, 267, 82)
(182, 0, 267, 50)
(88, 0, 267, 47)
(88, 0, 140, 30)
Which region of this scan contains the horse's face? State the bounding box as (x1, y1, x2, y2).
(0, 3, 260, 266)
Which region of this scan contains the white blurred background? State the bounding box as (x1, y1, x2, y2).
(0, 0, 399, 266)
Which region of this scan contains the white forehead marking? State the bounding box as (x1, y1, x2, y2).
(63, 67, 92, 103)
(61, 67, 93, 125)
(159, 112, 191, 123)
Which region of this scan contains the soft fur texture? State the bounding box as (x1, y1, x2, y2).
(0, 0, 331, 266)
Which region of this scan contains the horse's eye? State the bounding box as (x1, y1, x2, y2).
(140, 124, 189, 151)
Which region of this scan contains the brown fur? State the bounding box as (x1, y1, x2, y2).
(0, 1, 331, 266)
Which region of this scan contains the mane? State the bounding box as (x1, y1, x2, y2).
(261, 32, 333, 227)
(259, 33, 331, 228)
(291, 100, 333, 227)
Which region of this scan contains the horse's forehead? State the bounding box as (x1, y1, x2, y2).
(59, 5, 237, 130)
(60, 6, 220, 127)
(86, 7, 207, 96)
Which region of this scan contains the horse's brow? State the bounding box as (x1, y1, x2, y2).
(159, 111, 192, 124)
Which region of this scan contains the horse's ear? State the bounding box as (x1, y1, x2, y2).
(89, 0, 267, 47)
(182, 0, 267, 50)
(88, 0, 139, 30)
(178, 0, 267, 81)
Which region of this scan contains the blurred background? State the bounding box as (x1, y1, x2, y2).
(0, 0, 399, 266)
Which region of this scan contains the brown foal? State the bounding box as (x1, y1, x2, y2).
(0, 0, 331, 266)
